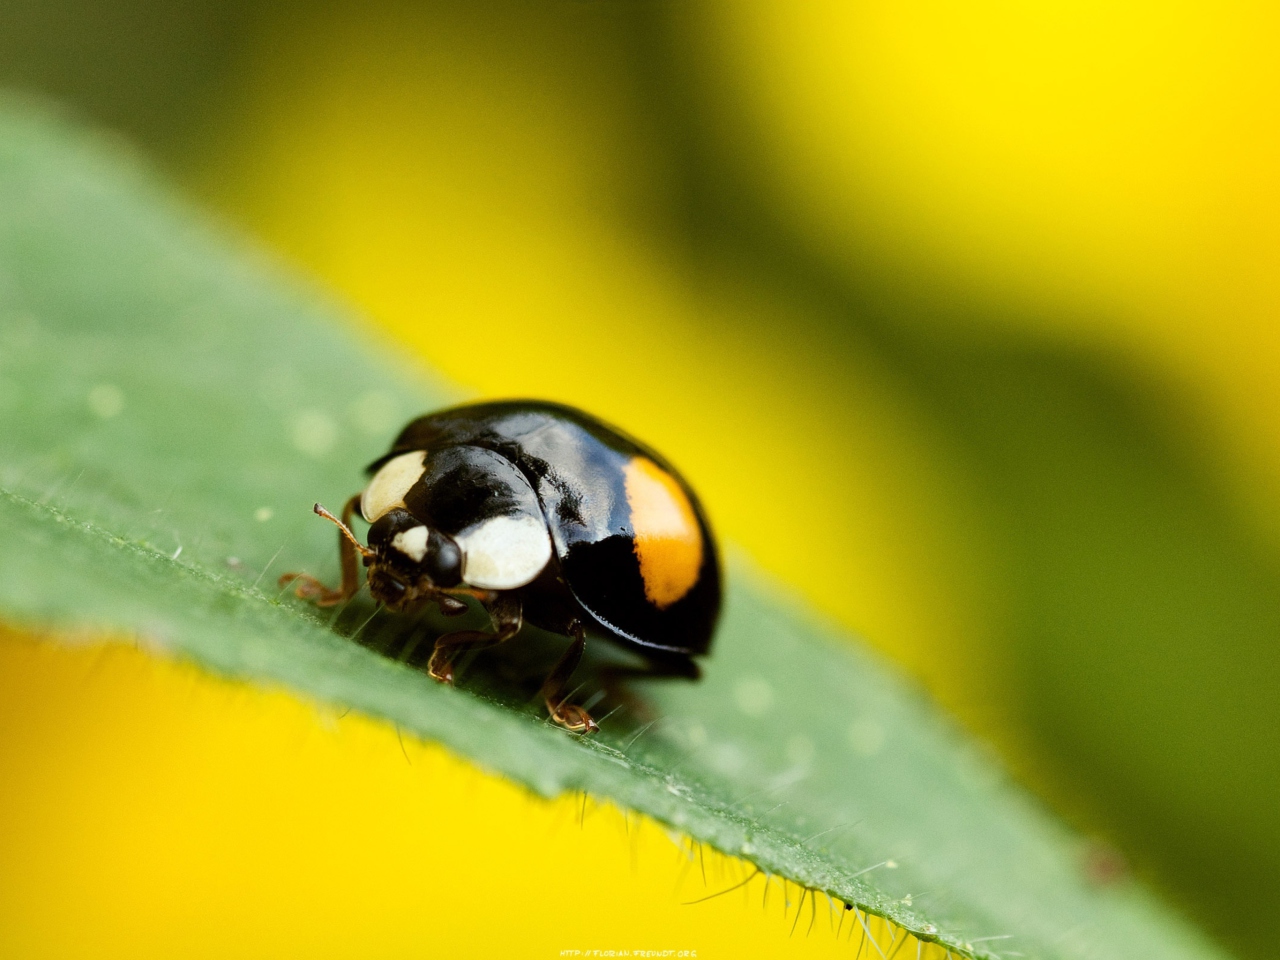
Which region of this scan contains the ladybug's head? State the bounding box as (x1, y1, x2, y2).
(363, 508, 463, 610)
(311, 501, 463, 613)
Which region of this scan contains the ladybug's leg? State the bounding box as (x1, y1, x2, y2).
(540, 620, 599, 734)
(427, 594, 522, 684)
(279, 494, 364, 606)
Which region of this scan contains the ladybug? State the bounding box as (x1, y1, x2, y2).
(281, 400, 720, 732)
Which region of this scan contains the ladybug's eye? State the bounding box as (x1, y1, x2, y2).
(425, 530, 462, 587)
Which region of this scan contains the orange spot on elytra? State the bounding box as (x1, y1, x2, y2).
(623, 457, 703, 609)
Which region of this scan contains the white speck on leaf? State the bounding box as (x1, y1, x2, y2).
(292, 410, 337, 458)
(350, 389, 398, 435)
(88, 383, 124, 419)
(848, 719, 885, 757)
(734, 676, 775, 716)
(684, 721, 708, 748)
(710, 743, 746, 775)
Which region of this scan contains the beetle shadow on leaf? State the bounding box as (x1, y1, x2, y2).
(326, 594, 660, 735)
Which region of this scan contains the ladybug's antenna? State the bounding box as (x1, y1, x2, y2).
(313, 502, 375, 558)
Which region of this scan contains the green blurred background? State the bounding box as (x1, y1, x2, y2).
(3, 2, 1278, 956)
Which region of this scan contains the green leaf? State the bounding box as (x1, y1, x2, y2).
(0, 100, 1231, 960)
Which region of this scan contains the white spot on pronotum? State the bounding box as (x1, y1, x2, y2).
(292, 410, 338, 458)
(88, 384, 124, 419)
(254, 507, 274, 522)
(734, 676, 775, 717)
(785, 734, 815, 767)
(456, 514, 552, 589)
(350, 390, 398, 435)
(848, 719, 885, 757)
(361, 450, 427, 522)
(391, 525, 429, 563)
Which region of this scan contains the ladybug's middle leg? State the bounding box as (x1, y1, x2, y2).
(540, 620, 599, 734)
(427, 594, 522, 684)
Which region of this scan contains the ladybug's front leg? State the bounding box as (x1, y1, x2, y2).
(427, 594, 522, 684)
(279, 494, 364, 606)
(540, 621, 599, 734)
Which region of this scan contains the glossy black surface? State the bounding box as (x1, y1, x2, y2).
(372, 400, 721, 656)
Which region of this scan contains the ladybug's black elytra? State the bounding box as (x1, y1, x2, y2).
(281, 400, 721, 732)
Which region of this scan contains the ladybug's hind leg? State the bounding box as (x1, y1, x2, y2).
(428, 594, 521, 684)
(279, 494, 364, 606)
(540, 620, 599, 734)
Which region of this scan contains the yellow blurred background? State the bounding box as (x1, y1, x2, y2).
(2, 1, 1279, 957)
